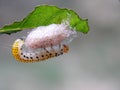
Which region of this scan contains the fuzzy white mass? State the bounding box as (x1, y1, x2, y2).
(25, 23, 77, 49)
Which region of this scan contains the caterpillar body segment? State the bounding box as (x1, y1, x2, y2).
(12, 38, 69, 63)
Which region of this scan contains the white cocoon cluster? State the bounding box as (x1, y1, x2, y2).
(25, 23, 77, 49)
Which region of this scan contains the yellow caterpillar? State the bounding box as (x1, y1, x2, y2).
(12, 38, 69, 63)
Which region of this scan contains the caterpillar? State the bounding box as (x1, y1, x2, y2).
(12, 38, 69, 63)
(12, 23, 77, 63)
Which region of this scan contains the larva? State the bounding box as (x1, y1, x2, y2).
(12, 38, 69, 63)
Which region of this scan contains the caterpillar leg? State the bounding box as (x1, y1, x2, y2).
(63, 44, 69, 53)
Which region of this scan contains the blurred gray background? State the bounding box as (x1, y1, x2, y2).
(0, 0, 120, 90)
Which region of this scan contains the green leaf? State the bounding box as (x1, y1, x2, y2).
(0, 5, 89, 34)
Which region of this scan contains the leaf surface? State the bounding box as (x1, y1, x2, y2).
(0, 5, 89, 34)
